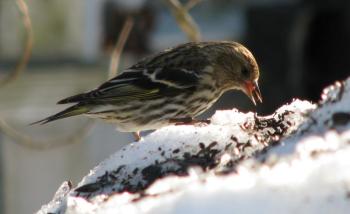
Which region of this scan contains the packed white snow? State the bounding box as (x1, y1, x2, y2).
(37, 77, 350, 214)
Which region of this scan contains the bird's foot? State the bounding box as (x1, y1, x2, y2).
(169, 117, 210, 126)
(133, 131, 141, 142)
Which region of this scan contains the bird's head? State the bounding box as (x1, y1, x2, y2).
(213, 42, 262, 105)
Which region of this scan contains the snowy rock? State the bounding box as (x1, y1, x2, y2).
(37, 77, 350, 214)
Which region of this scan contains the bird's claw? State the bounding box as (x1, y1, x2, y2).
(170, 118, 211, 126)
(133, 132, 141, 142)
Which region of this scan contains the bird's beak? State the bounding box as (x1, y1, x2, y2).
(243, 80, 263, 106)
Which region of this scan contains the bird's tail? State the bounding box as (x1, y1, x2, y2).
(30, 104, 91, 125)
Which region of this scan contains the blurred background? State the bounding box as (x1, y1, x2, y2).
(0, 0, 349, 213)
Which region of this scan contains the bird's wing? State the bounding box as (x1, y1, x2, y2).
(57, 67, 199, 104)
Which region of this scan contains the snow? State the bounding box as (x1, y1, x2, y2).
(37, 77, 350, 214)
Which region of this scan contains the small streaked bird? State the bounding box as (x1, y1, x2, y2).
(32, 41, 262, 140)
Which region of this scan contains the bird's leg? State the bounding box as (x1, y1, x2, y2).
(169, 117, 210, 126)
(169, 117, 193, 125)
(198, 119, 211, 124)
(133, 131, 141, 142)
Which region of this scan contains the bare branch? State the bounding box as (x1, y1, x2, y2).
(0, 119, 94, 150)
(0, 0, 33, 87)
(109, 16, 134, 79)
(0, 3, 134, 149)
(165, 0, 201, 42)
(0, 0, 92, 150)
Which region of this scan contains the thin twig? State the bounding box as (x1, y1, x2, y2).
(0, 0, 33, 87)
(0, 0, 91, 150)
(109, 16, 134, 79)
(165, 0, 201, 42)
(0, 119, 94, 150)
(0, 2, 131, 150)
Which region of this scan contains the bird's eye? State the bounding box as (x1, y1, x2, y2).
(241, 68, 249, 77)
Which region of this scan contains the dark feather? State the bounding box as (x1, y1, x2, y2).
(57, 67, 199, 105)
(30, 104, 90, 125)
(153, 67, 199, 88)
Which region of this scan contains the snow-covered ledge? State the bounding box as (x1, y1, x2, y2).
(38, 77, 350, 214)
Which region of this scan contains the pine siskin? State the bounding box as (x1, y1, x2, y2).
(32, 41, 262, 140)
